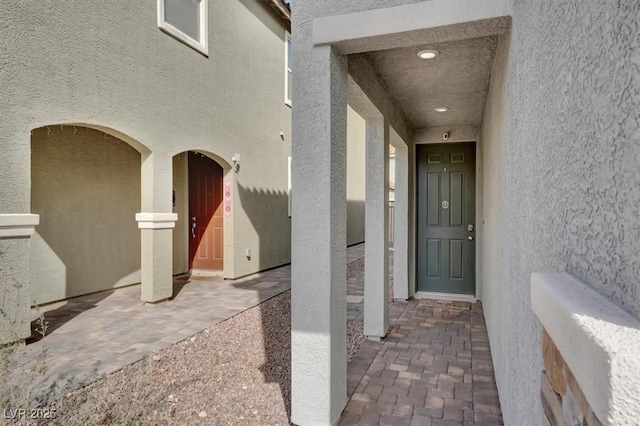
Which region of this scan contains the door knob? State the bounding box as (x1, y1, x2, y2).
(468, 224, 474, 232)
(468, 236, 474, 241)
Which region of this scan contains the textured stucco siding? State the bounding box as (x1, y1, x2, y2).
(30, 127, 141, 304)
(0, 0, 292, 286)
(0, 238, 32, 341)
(172, 154, 189, 275)
(481, 31, 521, 424)
(301, 0, 426, 17)
(481, 1, 640, 424)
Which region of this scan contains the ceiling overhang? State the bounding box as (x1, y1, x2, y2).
(320, 1, 511, 137)
(313, 0, 511, 54)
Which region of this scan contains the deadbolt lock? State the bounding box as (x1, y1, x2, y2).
(468, 224, 474, 232)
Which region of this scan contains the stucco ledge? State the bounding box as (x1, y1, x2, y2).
(0, 214, 40, 238)
(135, 212, 178, 229)
(531, 272, 640, 426)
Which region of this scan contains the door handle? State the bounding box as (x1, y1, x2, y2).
(191, 218, 196, 238)
(468, 235, 474, 241)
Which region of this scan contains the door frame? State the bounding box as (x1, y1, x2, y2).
(188, 151, 224, 273)
(173, 150, 234, 279)
(412, 140, 481, 302)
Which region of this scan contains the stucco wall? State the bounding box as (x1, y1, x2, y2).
(481, 1, 640, 424)
(172, 154, 189, 275)
(0, 0, 292, 283)
(300, 0, 426, 17)
(30, 127, 141, 304)
(347, 106, 366, 246)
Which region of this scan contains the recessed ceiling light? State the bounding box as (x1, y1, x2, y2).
(434, 107, 449, 112)
(417, 49, 439, 59)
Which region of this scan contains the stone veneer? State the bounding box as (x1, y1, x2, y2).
(532, 273, 640, 425)
(540, 329, 603, 426)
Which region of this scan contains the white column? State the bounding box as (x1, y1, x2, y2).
(393, 143, 410, 301)
(0, 214, 39, 343)
(364, 119, 390, 339)
(291, 45, 348, 425)
(137, 152, 176, 303)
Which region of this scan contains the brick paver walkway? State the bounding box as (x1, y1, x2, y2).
(19, 242, 502, 425)
(22, 267, 291, 402)
(341, 299, 503, 425)
(22, 245, 366, 403)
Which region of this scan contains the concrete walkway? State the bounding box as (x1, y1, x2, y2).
(341, 299, 503, 425)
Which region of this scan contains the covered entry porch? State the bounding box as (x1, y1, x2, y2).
(290, 1, 511, 424)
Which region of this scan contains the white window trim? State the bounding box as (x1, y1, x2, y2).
(284, 30, 292, 107)
(157, 0, 209, 56)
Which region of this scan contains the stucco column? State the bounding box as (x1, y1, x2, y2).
(364, 119, 390, 340)
(137, 152, 176, 303)
(0, 214, 40, 343)
(408, 144, 417, 298)
(291, 45, 348, 425)
(0, 126, 38, 344)
(393, 143, 410, 301)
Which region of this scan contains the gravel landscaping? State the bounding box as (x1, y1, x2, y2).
(26, 290, 365, 425)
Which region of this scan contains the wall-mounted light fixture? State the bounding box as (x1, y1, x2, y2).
(232, 153, 241, 172)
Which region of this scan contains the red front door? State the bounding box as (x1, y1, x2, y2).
(188, 152, 224, 271)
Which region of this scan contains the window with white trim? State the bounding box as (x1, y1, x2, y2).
(158, 0, 208, 56)
(285, 31, 292, 106)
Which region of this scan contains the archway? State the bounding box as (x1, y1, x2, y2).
(30, 125, 143, 305)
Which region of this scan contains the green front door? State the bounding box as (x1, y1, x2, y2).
(417, 143, 476, 294)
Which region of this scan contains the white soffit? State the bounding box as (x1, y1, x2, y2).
(0, 214, 40, 238)
(347, 58, 411, 144)
(347, 75, 384, 122)
(313, 0, 512, 54)
(364, 35, 498, 128)
(531, 272, 640, 425)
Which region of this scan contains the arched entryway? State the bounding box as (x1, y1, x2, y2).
(173, 151, 227, 276)
(30, 125, 144, 305)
